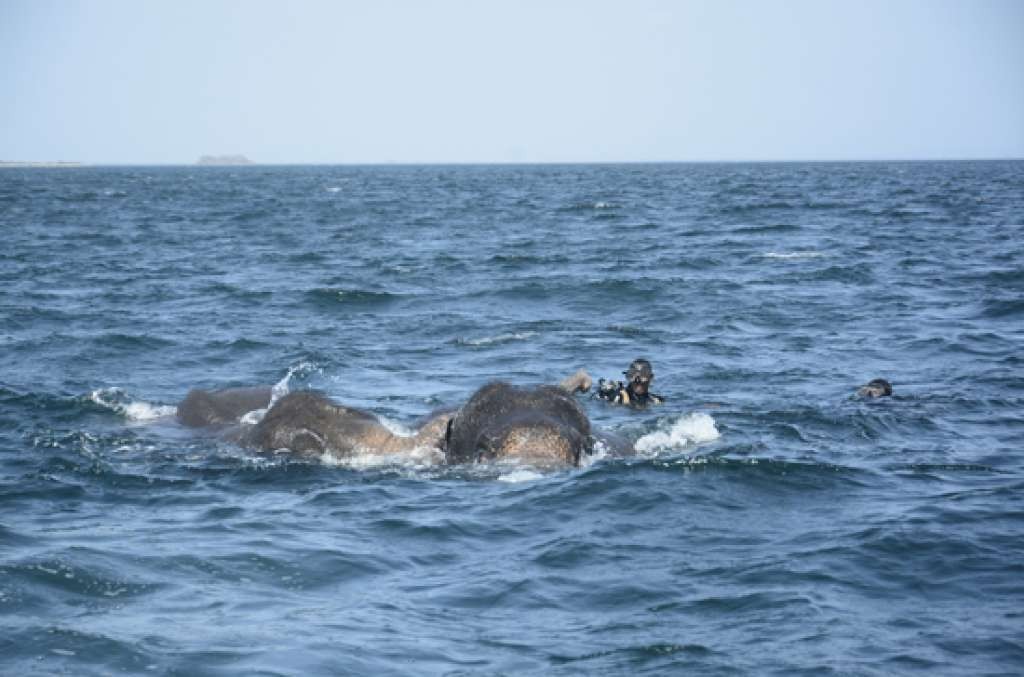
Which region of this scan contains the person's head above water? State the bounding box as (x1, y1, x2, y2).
(595, 358, 663, 406)
(857, 378, 893, 398)
(624, 358, 655, 396)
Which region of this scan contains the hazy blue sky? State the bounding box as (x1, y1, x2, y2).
(2, 0, 1021, 164)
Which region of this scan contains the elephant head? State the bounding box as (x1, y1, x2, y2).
(443, 382, 592, 467)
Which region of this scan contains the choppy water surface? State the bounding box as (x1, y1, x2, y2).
(2, 162, 1023, 675)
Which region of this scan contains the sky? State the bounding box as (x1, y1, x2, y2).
(1, 0, 1022, 164)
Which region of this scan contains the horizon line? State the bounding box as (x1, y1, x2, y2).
(5, 156, 1022, 168)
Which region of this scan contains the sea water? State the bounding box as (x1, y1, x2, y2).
(1, 162, 1022, 674)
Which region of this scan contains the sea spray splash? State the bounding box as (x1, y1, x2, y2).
(634, 412, 720, 455)
(239, 361, 320, 425)
(88, 388, 177, 422)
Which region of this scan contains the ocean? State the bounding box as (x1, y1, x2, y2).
(1, 161, 1022, 675)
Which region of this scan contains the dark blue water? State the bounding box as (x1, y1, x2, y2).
(2, 162, 1023, 675)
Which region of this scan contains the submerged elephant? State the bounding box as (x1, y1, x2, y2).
(176, 369, 625, 467)
(178, 386, 451, 459)
(250, 390, 452, 458)
(177, 386, 274, 427)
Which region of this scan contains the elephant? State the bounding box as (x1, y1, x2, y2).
(177, 386, 451, 460)
(176, 368, 627, 467)
(442, 381, 590, 467)
(443, 375, 634, 468)
(177, 386, 273, 427)
(249, 390, 452, 459)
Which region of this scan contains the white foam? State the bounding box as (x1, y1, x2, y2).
(89, 388, 177, 422)
(121, 401, 177, 421)
(635, 412, 720, 455)
(762, 251, 825, 260)
(317, 444, 445, 469)
(498, 468, 545, 483)
(326, 186, 342, 193)
(579, 438, 613, 468)
(239, 408, 266, 425)
(457, 331, 537, 347)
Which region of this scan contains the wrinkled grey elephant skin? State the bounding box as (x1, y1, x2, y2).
(177, 388, 449, 460)
(251, 391, 450, 459)
(177, 387, 273, 427)
(444, 382, 592, 467)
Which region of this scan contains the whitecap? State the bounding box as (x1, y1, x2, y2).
(456, 331, 537, 347)
(326, 186, 342, 193)
(635, 412, 720, 455)
(761, 251, 825, 260)
(89, 388, 176, 421)
(121, 401, 177, 421)
(498, 468, 545, 483)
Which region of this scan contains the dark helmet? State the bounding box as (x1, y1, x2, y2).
(624, 358, 654, 382)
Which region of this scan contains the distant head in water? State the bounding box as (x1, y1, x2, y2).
(857, 378, 893, 398)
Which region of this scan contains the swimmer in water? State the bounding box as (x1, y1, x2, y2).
(595, 358, 664, 408)
(857, 378, 893, 398)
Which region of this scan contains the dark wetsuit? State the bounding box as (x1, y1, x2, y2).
(595, 380, 664, 408)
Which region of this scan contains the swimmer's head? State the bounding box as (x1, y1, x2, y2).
(857, 378, 892, 398)
(624, 358, 654, 394)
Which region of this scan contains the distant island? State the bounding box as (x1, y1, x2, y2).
(0, 161, 83, 168)
(197, 155, 253, 166)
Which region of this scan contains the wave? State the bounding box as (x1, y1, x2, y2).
(966, 267, 1024, 285)
(486, 253, 571, 266)
(453, 331, 537, 347)
(884, 462, 1000, 474)
(760, 251, 826, 260)
(498, 468, 547, 483)
(773, 264, 874, 284)
(305, 287, 403, 307)
(643, 455, 871, 484)
(88, 388, 176, 421)
(199, 282, 274, 301)
(980, 298, 1024, 319)
(316, 445, 445, 470)
(729, 223, 798, 233)
(560, 201, 619, 211)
